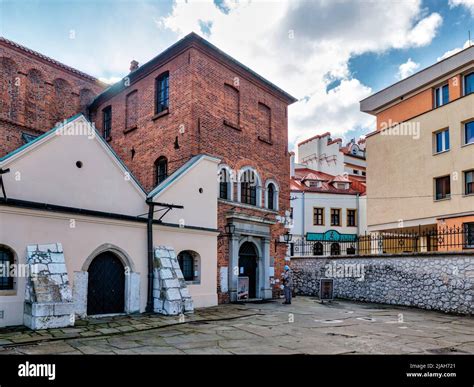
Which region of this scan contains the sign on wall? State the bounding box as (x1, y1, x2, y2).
(237, 276, 249, 301)
(307, 230, 357, 242)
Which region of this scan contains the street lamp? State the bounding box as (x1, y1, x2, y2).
(224, 223, 235, 235)
(283, 231, 292, 243)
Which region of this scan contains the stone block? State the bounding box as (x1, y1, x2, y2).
(160, 268, 173, 279)
(54, 302, 75, 315)
(180, 288, 190, 298)
(163, 300, 181, 315)
(166, 288, 181, 301)
(163, 279, 180, 288)
(184, 299, 194, 313)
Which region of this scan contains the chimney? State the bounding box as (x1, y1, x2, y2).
(130, 60, 139, 72)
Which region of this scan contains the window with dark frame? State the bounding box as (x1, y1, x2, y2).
(267, 183, 275, 210)
(224, 84, 239, 127)
(313, 207, 324, 225)
(155, 72, 169, 114)
(155, 156, 168, 185)
(102, 106, 112, 139)
(330, 208, 341, 226)
(464, 223, 474, 248)
(178, 251, 194, 281)
(241, 181, 257, 205)
(435, 175, 451, 200)
(219, 168, 230, 200)
(465, 170, 474, 195)
(347, 209, 357, 227)
(330, 243, 341, 256)
(313, 242, 324, 256)
(0, 248, 14, 290)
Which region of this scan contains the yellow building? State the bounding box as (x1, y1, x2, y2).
(360, 46, 474, 252)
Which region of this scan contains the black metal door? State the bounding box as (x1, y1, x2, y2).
(87, 252, 125, 315)
(239, 242, 258, 299)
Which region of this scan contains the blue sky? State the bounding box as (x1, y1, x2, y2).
(1, 0, 473, 148)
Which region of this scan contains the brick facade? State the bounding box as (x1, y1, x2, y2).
(0, 33, 295, 304)
(0, 37, 104, 157)
(89, 34, 296, 303)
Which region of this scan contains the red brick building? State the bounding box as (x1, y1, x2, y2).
(0, 33, 296, 303)
(0, 37, 105, 157)
(89, 33, 297, 302)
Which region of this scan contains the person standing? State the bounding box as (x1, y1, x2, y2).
(281, 265, 293, 304)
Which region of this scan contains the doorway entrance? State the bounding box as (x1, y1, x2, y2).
(87, 251, 125, 315)
(238, 242, 258, 299)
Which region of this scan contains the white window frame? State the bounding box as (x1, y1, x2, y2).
(434, 83, 449, 108)
(264, 179, 279, 211)
(433, 128, 450, 154)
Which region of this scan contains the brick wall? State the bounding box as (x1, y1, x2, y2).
(0, 39, 104, 157)
(90, 44, 293, 303)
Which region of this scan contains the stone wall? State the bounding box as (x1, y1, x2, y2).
(291, 253, 473, 315)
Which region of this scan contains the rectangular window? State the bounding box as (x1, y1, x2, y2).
(434, 175, 451, 200)
(330, 208, 341, 226)
(464, 72, 474, 96)
(125, 90, 138, 130)
(434, 84, 449, 108)
(347, 209, 357, 227)
(155, 72, 169, 114)
(434, 128, 450, 153)
(102, 106, 112, 139)
(465, 170, 474, 195)
(241, 182, 256, 206)
(313, 207, 324, 225)
(257, 103, 271, 141)
(465, 120, 474, 145)
(465, 223, 474, 248)
(224, 84, 239, 127)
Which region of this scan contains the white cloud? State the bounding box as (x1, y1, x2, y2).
(397, 58, 420, 80)
(449, 0, 474, 14)
(98, 76, 123, 85)
(157, 0, 442, 147)
(437, 40, 472, 61)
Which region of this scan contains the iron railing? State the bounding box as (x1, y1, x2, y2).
(290, 226, 474, 257)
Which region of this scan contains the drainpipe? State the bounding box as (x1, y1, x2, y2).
(301, 191, 305, 239)
(145, 200, 155, 313)
(356, 192, 360, 235)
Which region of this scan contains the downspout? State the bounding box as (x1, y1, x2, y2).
(356, 193, 360, 235)
(302, 191, 305, 239)
(146, 200, 155, 313)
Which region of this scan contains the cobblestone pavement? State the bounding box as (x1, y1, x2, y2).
(0, 297, 473, 354)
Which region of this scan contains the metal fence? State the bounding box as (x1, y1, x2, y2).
(290, 226, 474, 257)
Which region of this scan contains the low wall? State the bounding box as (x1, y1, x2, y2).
(291, 253, 474, 315)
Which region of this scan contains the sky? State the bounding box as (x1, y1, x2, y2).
(1, 0, 474, 149)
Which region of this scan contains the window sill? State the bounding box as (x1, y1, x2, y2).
(0, 290, 16, 296)
(218, 198, 279, 214)
(434, 196, 451, 202)
(433, 149, 450, 156)
(461, 141, 474, 148)
(123, 126, 137, 134)
(258, 136, 273, 145)
(186, 280, 201, 286)
(223, 120, 241, 131)
(462, 193, 474, 197)
(152, 109, 169, 121)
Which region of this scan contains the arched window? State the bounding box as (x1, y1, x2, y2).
(25, 69, 46, 128)
(0, 57, 19, 121)
(177, 250, 200, 283)
(219, 167, 232, 200)
(265, 180, 279, 210)
(52, 78, 72, 125)
(0, 247, 14, 290)
(313, 242, 324, 256)
(155, 156, 168, 185)
(239, 167, 261, 206)
(330, 243, 341, 256)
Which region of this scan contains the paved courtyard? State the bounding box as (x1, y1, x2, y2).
(0, 297, 473, 355)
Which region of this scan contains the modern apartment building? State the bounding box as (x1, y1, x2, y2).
(360, 46, 474, 245)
